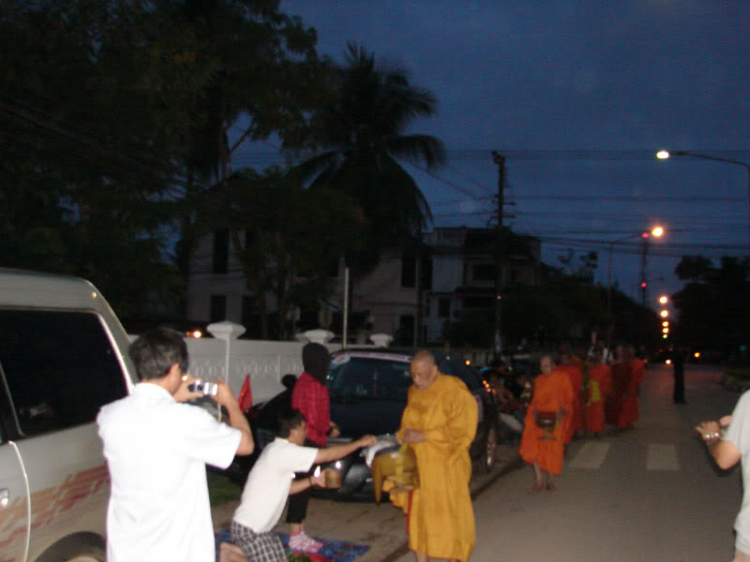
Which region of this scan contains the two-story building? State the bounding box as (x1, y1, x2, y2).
(185, 226, 541, 344)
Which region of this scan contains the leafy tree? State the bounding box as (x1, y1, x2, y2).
(557, 249, 598, 283)
(293, 42, 445, 272)
(673, 255, 750, 352)
(0, 0, 198, 318)
(171, 0, 328, 288)
(219, 168, 363, 339)
(0, 0, 327, 324)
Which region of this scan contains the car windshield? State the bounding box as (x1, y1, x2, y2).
(328, 356, 412, 402)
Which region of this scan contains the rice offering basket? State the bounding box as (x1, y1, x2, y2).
(371, 443, 419, 503)
(535, 411, 558, 440)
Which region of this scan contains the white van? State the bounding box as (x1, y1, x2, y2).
(0, 269, 136, 561)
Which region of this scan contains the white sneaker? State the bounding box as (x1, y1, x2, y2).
(288, 531, 323, 554)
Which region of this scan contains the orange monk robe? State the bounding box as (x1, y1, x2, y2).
(387, 373, 478, 562)
(558, 364, 583, 443)
(518, 369, 574, 475)
(607, 361, 631, 427)
(584, 364, 612, 433)
(620, 358, 645, 428)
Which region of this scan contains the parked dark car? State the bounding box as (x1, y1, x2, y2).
(227, 349, 500, 501)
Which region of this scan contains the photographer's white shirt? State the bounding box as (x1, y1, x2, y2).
(233, 437, 317, 533)
(98, 383, 241, 562)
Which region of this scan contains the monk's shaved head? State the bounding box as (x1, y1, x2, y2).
(410, 350, 438, 390)
(540, 354, 555, 375)
(412, 350, 435, 366)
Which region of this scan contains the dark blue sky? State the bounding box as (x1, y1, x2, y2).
(238, 1, 750, 310)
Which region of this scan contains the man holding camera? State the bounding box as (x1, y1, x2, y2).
(97, 328, 254, 562)
(229, 409, 376, 561)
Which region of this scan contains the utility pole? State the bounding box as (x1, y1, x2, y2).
(491, 151, 506, 359)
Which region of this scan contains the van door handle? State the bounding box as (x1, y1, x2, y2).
(0, 488, 9, 508)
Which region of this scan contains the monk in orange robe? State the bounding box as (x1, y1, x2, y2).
(387, 350, 477, 562)
(558, 350, 583, 444)
(519, 355, 574, 492)
(583, 349, 612, 435)
(606, 345, 631, 429)
(619, 346, 646, 429)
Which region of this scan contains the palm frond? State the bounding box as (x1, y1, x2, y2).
(385, 135, 446, 168)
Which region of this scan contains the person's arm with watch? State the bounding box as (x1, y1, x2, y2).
(695, 415, 740, 470)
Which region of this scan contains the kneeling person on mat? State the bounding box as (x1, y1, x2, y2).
(231, 409, 376, 560)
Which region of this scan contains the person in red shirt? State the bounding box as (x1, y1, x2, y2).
(286, 342, 338, 553)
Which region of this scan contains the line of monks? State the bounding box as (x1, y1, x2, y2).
(518, 344, 646, 491)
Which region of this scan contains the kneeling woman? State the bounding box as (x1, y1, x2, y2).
(518, 355, 574, 492)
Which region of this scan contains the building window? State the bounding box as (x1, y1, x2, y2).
(212, 229, 229, 274)
(398, 315, 415, 345)
(401, 251, 416, 288)
(438, 298, 451, 319)
(463, 296, 493, 309)
(210, 294, 226, 323)
(472, 263, 495, 282)
(241, 295, 255, 328)
(402, 251, 432, 289)
(329, 257, 340, 278)
(420, 255, 433, 290)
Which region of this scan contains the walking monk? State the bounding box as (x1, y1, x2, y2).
(558, 349, 584, 445)
(387, 350, 477, 562)
(583, 348, 612, 436)
(606, 345, 631, 431)
(519, 355, 574, 492)
(619, 345, 645, 429)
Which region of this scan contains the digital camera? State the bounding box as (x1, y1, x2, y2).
(188, 380, 218, 396)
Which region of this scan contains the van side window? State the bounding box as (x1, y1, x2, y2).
(0, 309, 128, 438)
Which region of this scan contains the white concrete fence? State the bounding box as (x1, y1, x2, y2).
(182, 322, 389, 404)
(130, 321, 492, 405)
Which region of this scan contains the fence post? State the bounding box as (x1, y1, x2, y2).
(207, 321, 246, 388)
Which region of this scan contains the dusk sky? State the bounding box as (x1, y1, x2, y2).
(236, 1, 750, 310)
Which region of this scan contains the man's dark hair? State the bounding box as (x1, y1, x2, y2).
(277, 409, 306, 438)
(129, 328, 189, 381)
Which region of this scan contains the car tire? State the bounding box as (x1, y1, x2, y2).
(35, 535, 105, 562)
(477, 424, 497, 474)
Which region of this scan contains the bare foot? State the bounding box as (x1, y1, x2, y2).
(529, 483, 543, 493)
(546, 482, 557, 492)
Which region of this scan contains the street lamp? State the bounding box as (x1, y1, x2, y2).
(606, 225, 665, 344)
(657, 150, 750, 254)
(660, 309, 669, 318)
(659, 295, 668, 305)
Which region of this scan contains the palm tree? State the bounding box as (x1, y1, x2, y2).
(294, 43, 445, 255)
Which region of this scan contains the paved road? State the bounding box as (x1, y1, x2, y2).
(469, 363, 743, 562)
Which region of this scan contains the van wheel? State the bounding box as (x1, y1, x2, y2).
(478, 425, 497, 474)
(36, 536, 105, 562)
(63, 549, 105, 562)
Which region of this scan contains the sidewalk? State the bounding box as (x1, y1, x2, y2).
(213, 442, 521, 562)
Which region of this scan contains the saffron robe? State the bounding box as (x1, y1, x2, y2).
(584, 364, 612, 433)
(606, 361, 632, 427)
(388, 373, 478, 562)
(518, 369, 574, 475)
(620, 358, 645, 428)
(559, 364, 583, 443)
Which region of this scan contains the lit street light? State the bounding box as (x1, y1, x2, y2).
(658, 149, 750, 254)
(659, 295, 668, 305)
(660, 309, 669, 318)
(605, 225, 665, 345)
